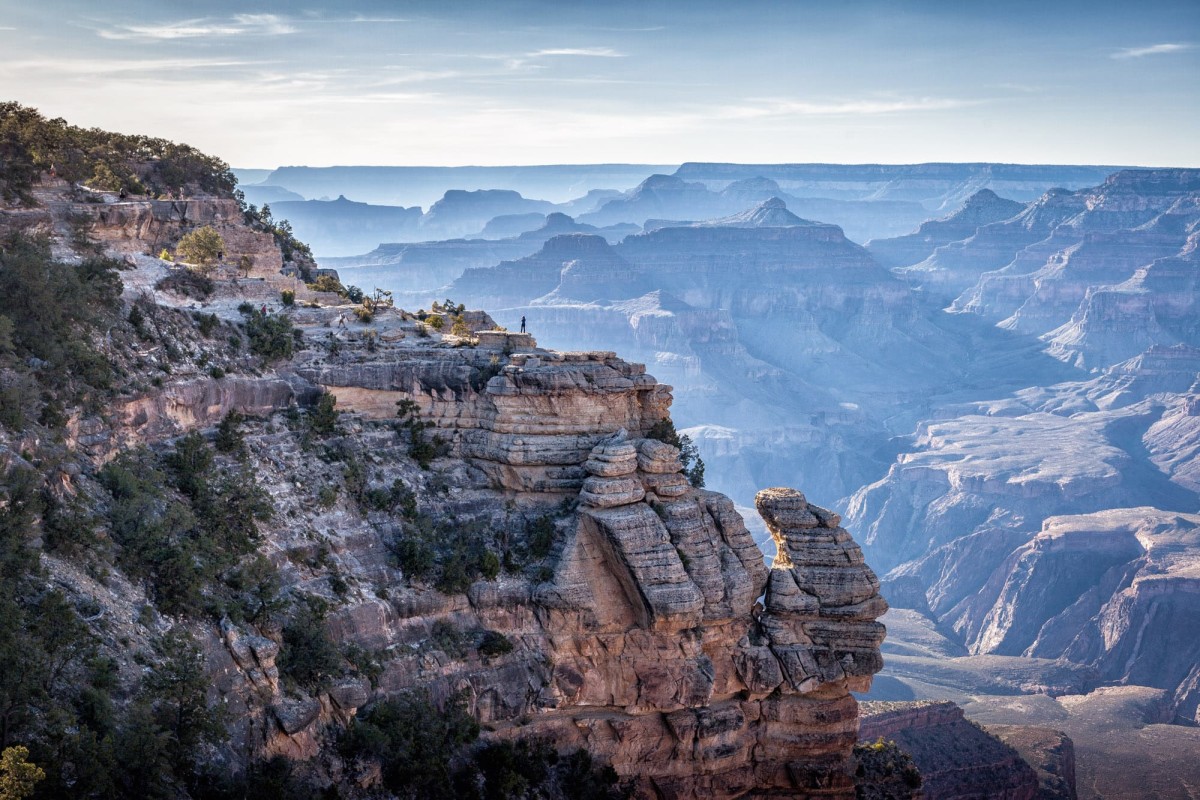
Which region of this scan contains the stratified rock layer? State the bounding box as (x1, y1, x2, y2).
(292, 336, 888, 795)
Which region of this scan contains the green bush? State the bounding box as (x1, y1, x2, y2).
(0, 234, 122, 403)
(317, 484, 339, 509)
(176, 226, 225, 271)
(477, 630, 513, 659)
(526, 515, 556, 559)
(308, 391, 338, 435)
(156, 268, 214, 300)
(278, 606, 343, 691)
(194, 311, 219, 337)
(339, 692, 479, 799)
(305, 274, 344, 294)
(393, 538, 436, 581)
(239, 306, 299, 361)
(214, 410, 246, 456)
(280, 289, 295, 306)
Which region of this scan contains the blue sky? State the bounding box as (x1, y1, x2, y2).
(1, 0, 1197, 167)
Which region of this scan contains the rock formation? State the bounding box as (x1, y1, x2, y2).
(2, 160, 900, 797)
(282, 316, 889, 794)
(867, 188, 1025, 268)
(858, 701, 1045, 800)
(267, 195, 423, 256)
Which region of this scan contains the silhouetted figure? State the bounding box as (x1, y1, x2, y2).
(520, 315, 526, 333)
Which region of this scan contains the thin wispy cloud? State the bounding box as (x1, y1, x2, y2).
(720, 97, 981, 119)
(0, 57, 274, 78)
(1112, 42, 1193, 59)
(98, 14, 295, 40)
(349, 15, 408, 24)
(528, 47, 625, 58)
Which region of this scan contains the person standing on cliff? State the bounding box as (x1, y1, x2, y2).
(520, 315, 526, 333)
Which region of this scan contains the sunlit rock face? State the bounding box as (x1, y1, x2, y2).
(257, 325, 888, 796)
(444, 203, 1009, 507)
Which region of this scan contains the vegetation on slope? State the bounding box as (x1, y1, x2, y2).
(0, 102, 236, 202)
(0, 233, 123, 426)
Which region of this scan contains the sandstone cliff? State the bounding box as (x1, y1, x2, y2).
(1, 167, 897, 798)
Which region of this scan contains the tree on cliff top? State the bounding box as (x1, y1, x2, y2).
(647, 417, 706, 488)
(0, 101, 236, 202)
(175, 226, 225, 272)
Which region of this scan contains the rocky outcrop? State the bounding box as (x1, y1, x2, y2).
(75, 375, 309, 459)
(1043, 230, 1200, 369)
(987, 725, 1077, 800)
(858, 701, 1042, 800)
(278, 318, 887, 796)
(77, 195, 285, 275)
(867, 189, 1026, 268)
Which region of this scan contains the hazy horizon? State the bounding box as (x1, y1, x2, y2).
(3, 0, 1197, 169)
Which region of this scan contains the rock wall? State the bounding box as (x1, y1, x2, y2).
(284, 330, 888, 796)
(858, 701, 1043, 800)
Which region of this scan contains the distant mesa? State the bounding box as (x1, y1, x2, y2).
(475, 212, 549, 239)
(867, 188, 1026, 268)
(239, 184, 305, 205)
(698, 197, 814, 228)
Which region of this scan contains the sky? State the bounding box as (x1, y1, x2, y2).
(1, 0, 1198, 168)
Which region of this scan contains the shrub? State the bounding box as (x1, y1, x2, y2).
(280, 289, 295, 306)
(479, 550, 501, 581)
(469, 358, 504, 391)
(526, 515, 556, 559)
(477, 630, 513, 659)
(156, 269, 213, 300)
(239, 306, 298, 361)
(309, 391, 338, 435)
(429, 620, 467, 658)
(306, 274, 344, 294)
(317, 485, 339, 509)
(176, 226, 225, 271)
(195, 311, 219, 337)
(393, 538, 435, 581)
(0, 745, 46, 800)
(339, 692, 479, 799)
(427, 314, 444, 331)
(215, 410, 246, 455)
(278, 606, 343, 691)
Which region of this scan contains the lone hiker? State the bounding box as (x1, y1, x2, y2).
(520, 315, 526, 333)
